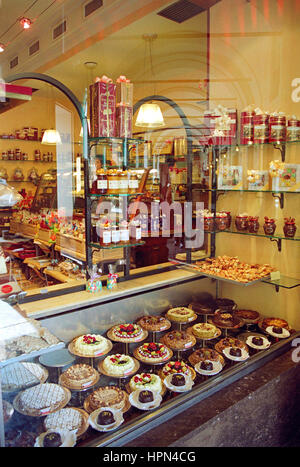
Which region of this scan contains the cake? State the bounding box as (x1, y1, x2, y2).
(159, 360, 194, 379)
(44, 407, 85, 433)
(1, 361, 48, 391)
(87, 386, 126, 412)
(17, 383, 67, 416)
(212, 312, 243, 328)
(229, 347, 242, 357)
(188, 302, 215, 316)
(110, 323, 144, 342)
(215, 337, 248, 353)
(188, 348, 225, 367)
(60, 364, 98, 389)
(261, 317, 289, 330)
(134, 342, 172, 363)
(138, 390, 154, 404)
(170, 374, 186, 387)
(160, 330, 196, 350)
(214, 298, 236, 311)
(199, 360, 213, 371)
(192, 323, 218, 339)
(73, 334, 110, 356)
(138, 315, 171, 332)
(102, 354, 135, 376)
(246, 335, 271, 350)
(129, 373, 162, 393)
(233, 309, 260, 324)
(42, 432, 62, 447)
(97, 410, 115, 426)
(166, 307, 196, 323)
(252, 336, 264, 346)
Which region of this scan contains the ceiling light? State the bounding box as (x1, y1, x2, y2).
(42, 129, 62, 145)
(135, 103, 165, 128)
(20, 18, 32, 30)
(0, 44, 5, 53)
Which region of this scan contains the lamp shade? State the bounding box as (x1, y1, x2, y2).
(42, 129, 62, 145)
(135, 103, 165, 128)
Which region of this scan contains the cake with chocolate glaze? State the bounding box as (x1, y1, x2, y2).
(138, 390, 154, 404)
(170, 374, 186, 387)
(42, 432, 62, 447)
(97, 410, 115, 426)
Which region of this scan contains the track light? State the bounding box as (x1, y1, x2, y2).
(20, 18, 32, 30)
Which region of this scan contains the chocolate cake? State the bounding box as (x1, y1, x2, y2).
(138, 390, 154, 404)
(272, 326, 283, 334)
(200, 360, 213, 371)
(229, 347, 242, 357)
(43, 432, 62, 447)
(170, 374, 186, 387)
(252, 336, 264, 346)
(97, 410, 115, 426)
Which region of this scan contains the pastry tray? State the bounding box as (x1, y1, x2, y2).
(170, 259, 271, 286)
(0, 341, 65, 369)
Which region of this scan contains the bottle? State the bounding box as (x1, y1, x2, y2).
(96, 169, 108, 195)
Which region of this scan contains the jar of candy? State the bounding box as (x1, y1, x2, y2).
(215, 213, 228, 231)
(248, 216, 260, 233)
(129, 221, 142, 243)
(128, 171, 139, 194)
(95, 169, 108, 195)
(263, 217, 276, 236)
(100, 222, 112, 246)
(204, 214, 215, 232)
(253, 114, 269, 143)
(107, 170, 119, 194)
(34, 150, 41, 161)
(240, 111, 254, 145)
(119, 221, 130, 244)
(119, 170, 129, 194)
(111, 224, 120, 245)
(269, 115, 286, 143)
(1, 151, 8, 161)
(286, 118, 300, 142)
(235, 215, 248, 231)
(283, 217, 297, 238)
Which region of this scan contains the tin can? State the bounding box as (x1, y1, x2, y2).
(286, 118, 300, 142)
(253, 114, 269, 143)
(240, 111, 254, 145)
(269, 116, 286, 143)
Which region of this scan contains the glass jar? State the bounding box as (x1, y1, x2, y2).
(111, 224, 120, 245)
(100, 223, 112, 246)
(8, 150, 14, 161)
(248, 216, 260, 233)
(15, 149, 22, 161)
(286, 119, 300, 142)
(119, 221, 130, 244)
(128, 171, 139, 194)
(34, 150, 41, 161)
(22, 152, 28, 161)
(235, 215, 248, 231)
(119, 170, 129, 194)
(215, 214, 228, 231)
(107, 170, 119, 195)
(253, 114, 269, 143)
(269, 115, 286, 143)
(283, 219, 297, 238)
(1, 151, 8, 161)
(263, 218, 276, 236)
(129, 221, 142, 243)
(204, 215, 215, 232)
(95, 169, 108, 195)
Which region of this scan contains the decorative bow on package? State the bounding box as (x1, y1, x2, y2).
(203, 105, 237, 145)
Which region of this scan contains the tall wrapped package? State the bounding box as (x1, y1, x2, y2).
(90, 76, 116, 138)
(116, 76, 133, 138)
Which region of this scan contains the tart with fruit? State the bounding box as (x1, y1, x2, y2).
(214, 337, 248, 354)
(108, 323, 147, 343)
(129, 372, 162, 393)
(134, 342, 172, 364)
(159, 360, 196, 380)
(101, 354, 137, 376)
(188, 347, 225, 368)
(72, 334, 111, 357)
(160, 330, 196, 350)
(166, 307, 197, 323)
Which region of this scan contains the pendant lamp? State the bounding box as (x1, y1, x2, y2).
(42, 129, 62, 145)
(135, 34, 165, 129)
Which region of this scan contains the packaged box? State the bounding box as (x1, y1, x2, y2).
(272, 164, 300, 192)
(89, 81, 116, 138)
(247, 170, 269, 191)
(218, 165, 243, 190)
(116, 77, 133, 107)
(116, 105, 133, 138)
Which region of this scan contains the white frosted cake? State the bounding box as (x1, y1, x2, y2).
(102, 354, 135, 376)
(129, 373, 162, 393)
(73, 334, 109, 356)
(18, 383, 66, 415)
(44, 408, 83, 433)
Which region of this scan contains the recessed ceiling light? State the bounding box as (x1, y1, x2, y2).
(20, 18, 32, 29)
(0, 44, 5, 53)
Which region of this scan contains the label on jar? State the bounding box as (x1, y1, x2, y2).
(119, 179, 129, 190)
(286, 126, 299, 141)
(135, 227, 142, 240)
(270, 125, 285, 140)
(254, 124, 268, 139)
(108, 179, 120, 190)
(242, 123, 253, 137)
(120, 228, 129, 242)
(129, 179, 139, 189)
(102, 230, 111, 244)
(112, 229, 120, 243)
(97, 179, 108, 190)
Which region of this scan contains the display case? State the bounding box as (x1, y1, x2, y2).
(1, 274, 299, 447)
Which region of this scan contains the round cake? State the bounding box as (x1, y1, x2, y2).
(87, 386, 126, 412)
(233, 309, 260, 324)
(134, 342, 172, 364)
(73, 334, 110, 356)
(110, 323, 144, 342)
(44, 407, 85, 433)
(97, 410, 115, 426)
(102, 354, 135, 376)
(214, 298, 236, 311)
(212, 312, 243, 329)
(42, 432, 62, 448)
(246, 335, 271, 350)
(138, 390, 154, 404)
(188, 348, 225, 368)
(60, 364, 98, 389)
(159, 360, 194, 379)
(166, 307, 196, 323)
(160, 330, 196, 350)
(192, 323, 218, 339)
(215, 337, 248, 354)
(138, 315, 171, 332)
(17, 383, 67, 416)
(261, 317, 289, 330)
(188, 302, 215, 316)
(129, 373, 162, 393)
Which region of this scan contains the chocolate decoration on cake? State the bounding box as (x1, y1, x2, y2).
(273, 326, 283, 334)
(138, 390, 154, 404)
(252, 336, 264, 346)
(214, 298, 236, 311)
(171, 374, 186, 387)
(43, 432, 62, 447)
(229, 347, 242, 357)
(97, 410, 115, 426)
(200, 361, 213, 371)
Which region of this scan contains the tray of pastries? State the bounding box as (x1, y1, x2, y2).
(160, 330, 196, 351)
(214, 337, 248, 354)
(195, 256, 274, 285)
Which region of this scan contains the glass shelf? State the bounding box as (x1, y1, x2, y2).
(193, 139, 300, 149)
(88, 192, 144, 198)
(90, 241, 145, 250)
(262, 275, 300, 290)
(88, 136, 144, 145)
(193, 187, 300, 194)
(206, 228, 300, 242)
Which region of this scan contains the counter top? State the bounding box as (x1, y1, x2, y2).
(19, 263, 205, 319)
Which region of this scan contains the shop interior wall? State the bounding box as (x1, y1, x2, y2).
(209, 0, 300, 329)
